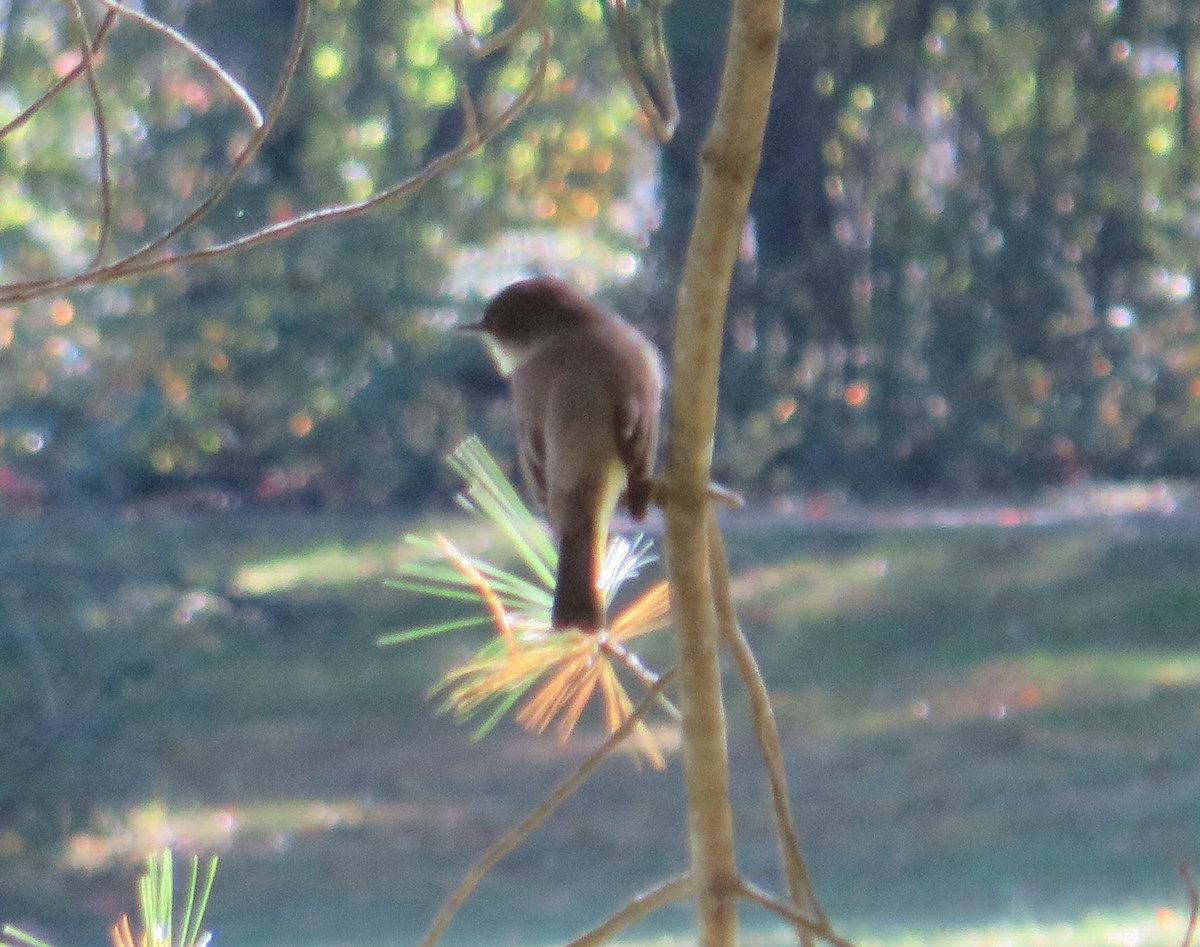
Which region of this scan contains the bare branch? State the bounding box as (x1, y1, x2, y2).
(64, 0, 113, 267)
(564, 872, 694, 947)
(652, 478, 745, 510)
(109, 0, 307, 268)
(420, 669, 675, 947)
(455, 76, 482, 149)
(0, 9, 117, 141)
(1181, 862, 1198, 947)
(599, 638, 681, 721)
(0, 8, 551, 305)
(3, 584, 61, 726)
(455, 0, 544, 59)
(107, 28, 549, 270)
(603, 0, 679, 142)
(92, 0, 265, 128)
(734, 879, 856, 947)
(0, 0, 309, 303)
(707, 512, 829, 942)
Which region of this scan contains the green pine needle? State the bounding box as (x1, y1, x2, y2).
(1, 849, 218, 947)
(1, 927, 56, 947)
(378, 615, 490, 645)
(385, 436, 669, 749)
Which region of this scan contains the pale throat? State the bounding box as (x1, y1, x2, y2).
(482, 335, 543, 377)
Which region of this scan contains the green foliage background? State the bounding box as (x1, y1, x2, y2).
(3, 0, 1200, 502)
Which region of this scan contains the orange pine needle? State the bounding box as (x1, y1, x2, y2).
(517, 650, 591, 732)
(599, 662, 664, 768)
(435, 532, 518, 654)
(440, 637, 563, 705)
(598, 660, 624, 733)
(557, 660, 601, 739)
(609, 580, 670, 639)
(428, 527, 670, 765)
(108, 915, 136, 947)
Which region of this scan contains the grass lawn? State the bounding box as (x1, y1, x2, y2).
(2, 500, 1199, 946)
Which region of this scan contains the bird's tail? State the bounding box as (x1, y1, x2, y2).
(552, 500, 606, 632)
(550, 468, 623, 633)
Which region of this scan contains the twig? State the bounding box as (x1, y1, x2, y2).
(661, 491, 739, 947)
(1181, 862, 1198, 947)
(0, 20, 551, 304)
(734, 879, 855, 947)
(105, 0, 299, 267)
(705, 480, 746, 509)
(455, 0, 545, 59)
(652, 478, 746, 510)
(708, 511, 829, 942)
(65, 0, 113, 268)
(93, 0, 265, 127)
(3, 583, 60, 726)
(0, 0, 309, 303)
(455, 77, 482, 148)
(420, 669, 675, 947)
(0, 9, 117, 141)
(599, 638, 681, 721)
(602, 0, 679, 142)
(564, 872, 694, 947)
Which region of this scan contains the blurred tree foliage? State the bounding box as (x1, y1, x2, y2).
(637, 0, 1200, 495)
(0, 0, 651, 505)
(2, 0, 1200, 503)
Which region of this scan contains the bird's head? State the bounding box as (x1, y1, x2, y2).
(459, 277, 592, 376)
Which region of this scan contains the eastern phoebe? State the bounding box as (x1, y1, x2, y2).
(461, 277, 663, 632)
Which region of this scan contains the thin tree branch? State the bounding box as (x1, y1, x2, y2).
(0, 9, 117, 141)
(455, 77, 482, 148)
(3, 584, 60, 726)
(734, 879, 856, 947)
(564, 872, 694, 947)
(1181, 862, 1198, 947)
(0, 0, 308, 303)
(603, 0, 679, 142)
(454, 0, 544, 58)
(64, 0, 113, 268)
(0, 12, 551, 305)
(662, 499, 739, 947)
(707, 511, 828, 943)
(420, 669, 675, 947)
(662, 0, 784, 939)
(105, 0, 299, 267)
(93, 0, 265, 127)
(599, 638, 682, 721)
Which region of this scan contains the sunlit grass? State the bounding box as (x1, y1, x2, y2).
(59, 797, 448, 873)
(842, 649, 1200, 735)
(821, 913, 1184, 947)
(844, 908, 1191, 947)
(476, 905, 1189, 947)
(230, 539, 414, 595)
(601, 906, 1192, 946)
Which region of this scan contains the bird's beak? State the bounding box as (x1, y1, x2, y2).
(455, 321, 487, 333)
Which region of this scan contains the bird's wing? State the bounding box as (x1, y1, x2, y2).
(614, 381, 659, 519)
(518, 419, 549, 511)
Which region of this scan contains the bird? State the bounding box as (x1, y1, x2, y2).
(460, 276, 663, 632)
